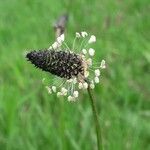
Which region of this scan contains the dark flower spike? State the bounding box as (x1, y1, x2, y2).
(26, 32, 106, 101)
(26, 50, 84, 79)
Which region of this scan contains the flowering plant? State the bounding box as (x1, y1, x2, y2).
(26, 31, 105, 102)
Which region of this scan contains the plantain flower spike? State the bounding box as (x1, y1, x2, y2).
(26, 32, 105, 102)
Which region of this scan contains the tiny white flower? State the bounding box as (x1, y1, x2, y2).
(95, 69, 100, 77)
(100, 60, 106, 69)
(57, 92, 62, 97)
(78, 82, 83, 89)
(45, 86, 52, 94)
(52, 86, 56, 92)
(52, 42, 58, 49)
(62, 92, 67, 96)
(90, 83, 95, 89)
(89, 80, 95, 89)
(73, 91, 79, 98)
(94, 77, 99, 83)
(88, 35, 96, 44)
(84, 71, 89, 78)
(83, 82, 88, 89)
(68, 96, 74, 101)
(67, 79, 73, 83)
(81, 31, 88, 37)
(61, 87, 68, 95)
(89, 48, 95, 56)
(82, 49, 87, 55)
(81, 54, 85, 59)
(76, 32, 81, 38)
(87, 58, 92, 66)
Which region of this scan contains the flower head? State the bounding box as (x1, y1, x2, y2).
(26, 32, 105, 102)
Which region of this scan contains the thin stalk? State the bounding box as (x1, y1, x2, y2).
(87, 86, 103, 150)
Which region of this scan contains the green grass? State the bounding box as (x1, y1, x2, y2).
(0, 0, 149, 149)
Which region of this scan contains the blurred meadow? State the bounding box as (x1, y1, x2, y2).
(0, 0, 150, 149)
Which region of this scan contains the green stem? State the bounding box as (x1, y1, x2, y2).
(87, 86, 103, 150)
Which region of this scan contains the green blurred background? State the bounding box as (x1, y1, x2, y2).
(0, 0, 149, 149)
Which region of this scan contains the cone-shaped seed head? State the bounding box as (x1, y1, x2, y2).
(26, 49, 84, 79)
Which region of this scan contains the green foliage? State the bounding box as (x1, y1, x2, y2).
(0, 0, 149, 149)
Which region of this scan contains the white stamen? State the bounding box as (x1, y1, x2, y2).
(89, 48, 95, 56)
(73, 91, 79, 98)
(81, 31, 88, 37)
(95, 69, 100, 77)
(87, 58, 92, 66)
(84, 71, 89, 78)
(90, 83, 95, 89)
(94, 77, 100, 83)
(88, 35, 96, 43)
(67, 79, 73, 83)
(52, 86, 56, 92)
(100, 60, 106, 69)
(78, 82, 83, 89)
(81, 55, 85, 59)
(76, 32, 81, 38)
(57, 92, 62, 97)
(45, 86, 52, 94)
(83, 82, 88, 89)
(61, 87, 67, 95)
(90, 80, 95, 89)
(82, 49, 87, 55)
(68, 96, 74, 101)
